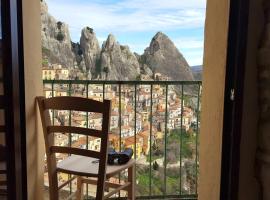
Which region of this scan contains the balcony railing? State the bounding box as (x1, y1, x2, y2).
(43, 80, 202, 199)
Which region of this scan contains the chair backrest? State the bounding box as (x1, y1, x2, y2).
(37, 96, 111, 194)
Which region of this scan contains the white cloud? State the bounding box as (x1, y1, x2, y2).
(46, 0, 206, 34)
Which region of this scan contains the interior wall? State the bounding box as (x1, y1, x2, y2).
(22, 0, 44, 199)
(198, 0, 230, 199)
(238, 0, 263, 199)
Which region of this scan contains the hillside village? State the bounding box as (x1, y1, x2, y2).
(43, 81, 197, 162)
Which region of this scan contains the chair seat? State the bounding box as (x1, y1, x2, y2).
(57, 155, 135, 178)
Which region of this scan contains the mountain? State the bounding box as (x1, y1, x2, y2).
(142, 32, 194, 81)
(41, 1, 195, 81)
(191, 65, 203, 80)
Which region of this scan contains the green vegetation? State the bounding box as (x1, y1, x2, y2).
(168, 128, 196, 160)
(137, 128, 197, 196)
(103, 66, 109, 74)
(42, 58, 49, 66)
(56, 32, 65, 42)
(42, 47, 51, 55)
(136, 75, 141, 81)
(57, 21, 63, 30)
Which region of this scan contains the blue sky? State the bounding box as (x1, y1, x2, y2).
(46, 0, 206, 66)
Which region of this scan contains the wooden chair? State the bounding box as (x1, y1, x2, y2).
(0, 144, 7, 198)
(37, 96, 135, 200)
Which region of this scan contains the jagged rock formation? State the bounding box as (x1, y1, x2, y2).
(142, 32, 194, 81)
(41, 1, 195, 81)
(99, 34, 140, 80)
(41, 1, 75, 68)
(80, 27, 101, 76)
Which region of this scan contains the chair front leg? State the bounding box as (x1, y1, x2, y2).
(128, 165, 135, 200)
(76, 176, 84, 200)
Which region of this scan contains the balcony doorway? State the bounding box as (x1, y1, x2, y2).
(40, 0, 205, 199)
(0, 0, 253, 199)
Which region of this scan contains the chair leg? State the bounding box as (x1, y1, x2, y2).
(96, 176, 105, 200)
(76, 177, 84, 200)
(128, 165, 135, 200)
(49, 172, 59, 200)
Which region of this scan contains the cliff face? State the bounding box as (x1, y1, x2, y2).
(41, 1, 75, 68)
(41, 1, 195, 81)
(142, 32, 194, 81)
(99, 34, 140, 80)
(80, 27, 101, 76)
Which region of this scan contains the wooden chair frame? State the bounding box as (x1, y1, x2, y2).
(37, 96, 134, 200)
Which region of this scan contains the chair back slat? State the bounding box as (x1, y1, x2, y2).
(50, 146, 101, 159)
(43, 96, 104, 113)
(47, 126, 103, 138)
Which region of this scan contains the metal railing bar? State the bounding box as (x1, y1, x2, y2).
(149, 84, 153, 196)
(134, 85, 137, 160)
(195, 84, 201, 195)
(119, 83, 122, 198)
(136, 194, 198, 200)
(68, 81, 72, 194)
(164, 84, 169, 196)
(86, 83, 89, 197)
(103, 83, 105, 101)
(43, 80, 202, 85)
(52, 82, 55, 125)
(180, 84, 184, 195)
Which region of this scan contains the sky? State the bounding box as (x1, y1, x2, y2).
(46, 0, 206, 66)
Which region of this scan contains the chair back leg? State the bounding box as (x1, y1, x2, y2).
(49, 171, 59, 200)
(96, 176, 105, 200)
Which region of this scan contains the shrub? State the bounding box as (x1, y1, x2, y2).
(57, 21, 63, 30)
(103, 67, 109, 74)
(136, 75, 141, 81)
(86, 27, 93, 33)
(42, 59, 49, 66)
(56, 32, 64, 42)
(153, 161, 159, 171)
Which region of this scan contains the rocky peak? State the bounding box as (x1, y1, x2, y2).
(40, 0, 48, 15)
(149, 32, 169, 53)
(80, 27, 100, 76)
(102, 34, 118, 51)
(41, 0, 75, 69)
(99, 35, 140, 80)
(143, 32, 194, 81)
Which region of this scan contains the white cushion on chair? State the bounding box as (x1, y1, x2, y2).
(57, 155, 135, 178)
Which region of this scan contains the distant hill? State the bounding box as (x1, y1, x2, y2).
(191, 65, 203, 80)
